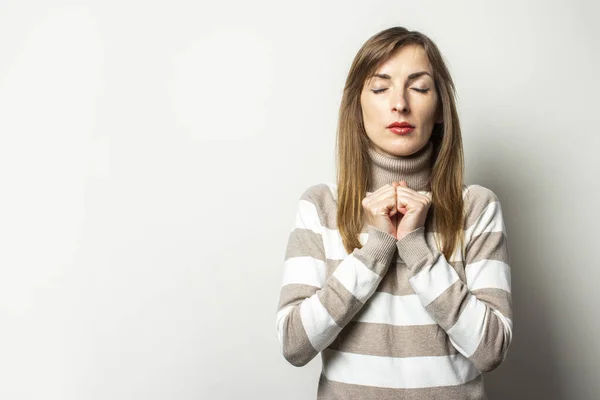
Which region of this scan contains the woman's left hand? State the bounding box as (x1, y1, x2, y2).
(392, 181, 433, 240)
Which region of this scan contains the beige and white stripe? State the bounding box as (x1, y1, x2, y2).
(276, 182, 512, 397)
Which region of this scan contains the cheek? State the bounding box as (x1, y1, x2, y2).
(361, 97, 384, 123)
(414, 98, 438, 121)
(423, 104, 438, 120)
(360, 96, 376, 123)
(426, 93, 440, 120)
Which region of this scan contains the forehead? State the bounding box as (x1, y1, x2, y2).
(372, 44, 433, 78)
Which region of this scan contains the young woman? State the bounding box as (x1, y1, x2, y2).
(276, 26, 512, 399)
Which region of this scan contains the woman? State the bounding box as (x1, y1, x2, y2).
(275, 26, 512, 399)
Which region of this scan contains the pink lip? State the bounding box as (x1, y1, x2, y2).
(387, 121, 415, 128)
(388, 126, 414, 135)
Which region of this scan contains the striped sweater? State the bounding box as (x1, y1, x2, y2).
(275, 179, 513, 399)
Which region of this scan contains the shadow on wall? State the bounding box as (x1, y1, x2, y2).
(484, 259, 562, 399)
(470, 143, 562, 399)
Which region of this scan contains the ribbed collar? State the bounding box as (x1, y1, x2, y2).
(367, 140, 434, 193)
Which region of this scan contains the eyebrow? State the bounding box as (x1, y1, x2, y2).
(370, 71, 432, 81)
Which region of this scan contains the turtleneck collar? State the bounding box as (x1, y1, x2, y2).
(367, 140, 434, 193)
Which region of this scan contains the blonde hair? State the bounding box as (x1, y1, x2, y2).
(336, 26, 466, 260)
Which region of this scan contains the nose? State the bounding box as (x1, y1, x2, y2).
(392, 93, 409, 114)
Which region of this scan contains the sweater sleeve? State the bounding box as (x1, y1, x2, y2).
(275, 185, 398, 367)
(395, 187, 513, 372)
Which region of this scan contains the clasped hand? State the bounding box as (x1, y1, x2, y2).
(392, 180, 432, 240)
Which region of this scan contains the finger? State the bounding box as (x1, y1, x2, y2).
(370, 196, 398, 216)
(363, 185, 391, 206)
(396, 186, 431, 203)
(366, 185, 397, 205)
(396, 193, 429, 214)
(366, 185, 384, 197)
(396, 188, 428, 208)
(396, 187, 424, 202)
(363, 188, 398, 216)
(369, 184, 395, 197)
(422, 191, 433, 201)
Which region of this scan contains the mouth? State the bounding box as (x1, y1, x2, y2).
(388, 126, 415, 135)
(387, 122, 415, 129)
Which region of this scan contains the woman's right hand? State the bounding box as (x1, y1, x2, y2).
(361, 181, 400, 238)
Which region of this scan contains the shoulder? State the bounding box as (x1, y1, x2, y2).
(462, 184, 504, 229)
(299, 182, 338, 206)
(297, 182, 338, 226)
(463, 184, 500, 204)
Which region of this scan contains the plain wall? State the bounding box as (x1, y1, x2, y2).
(0, 0, 599, 399)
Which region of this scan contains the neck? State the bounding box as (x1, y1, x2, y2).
(367, 141, 434, 193)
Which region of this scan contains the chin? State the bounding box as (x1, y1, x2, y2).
(384, 141, 422, 157)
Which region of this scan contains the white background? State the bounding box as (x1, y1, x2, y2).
(0, 0, 599, 399)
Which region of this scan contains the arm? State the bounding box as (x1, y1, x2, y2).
(395, 188, 513, 372)
(276, 185, 397, 367)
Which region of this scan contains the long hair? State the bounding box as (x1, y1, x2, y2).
(336, 26, 466, 260)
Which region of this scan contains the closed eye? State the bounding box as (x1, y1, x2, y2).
(371, 88, 430, 94)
